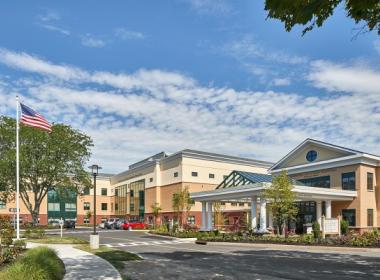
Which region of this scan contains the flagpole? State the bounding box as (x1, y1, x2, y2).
(16, 96, 20, 240)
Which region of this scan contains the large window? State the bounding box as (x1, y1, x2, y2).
(299, 176, 330, 188)
(367, 172, 374, 191)
(129, 180, 145, 218)
(342, 209, 356, 226)
(48, 203, 60, 211)
(191, 172, 198, 177)
(65, 203, 76, 212)
(83, 202, 90, 211)
(342, 172, 356, 190)
(368, 209, 374, 227)
(0, 200, 6, 209)
(101, 188, 107, 196)
(101, 203, 108, 211)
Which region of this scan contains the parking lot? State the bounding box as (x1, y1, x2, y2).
(61, 229, 380, 280)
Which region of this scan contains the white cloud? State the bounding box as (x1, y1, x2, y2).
(273, 78, 291, 86)
(114, 28, 145, 40)
(1, 49, 380, 173)
(37, 11, 60, 22)
(38, 24, 71, 36)
(81, 34, 106, 48)
(308, 60, 380, 95)
(185, 0, 233, 15)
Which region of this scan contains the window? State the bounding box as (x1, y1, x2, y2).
(65, 203, 76, 212)
(306, 150, 318, 162)
(115, 188, 119, 196)
(209, 173, 215, 179)
(299, 176, 330, 188)
(48, 203, 60, 211)
(239, 203, 245, 207)
(101, 203, 108, 211)
(130, 190, 134, 197)
(83, 202, 90, 211)
(83, 187, 90, 195)
(367, 172, 374, 191)
(0, 200, 6, 209)
(220, 202, 226, 206)
(115, 203, 119, 211)
(342, 172, 356, 190)
(101, 188, 107, 196)
(149, 177, 153, 183)
(342, 209, 356, 227)
(187, 216, 195, 225)
(174, 172, 178, 178)
(231, 202, 237, 206)
(191, 171, 198, 177)
(368, 209, 374, 227)
(83, 218, 90, 224)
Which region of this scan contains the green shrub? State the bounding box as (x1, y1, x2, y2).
(340, 219, 349, 235)
(312, 221, 321, 239)
(13, 239, 27, 250)
(22, 229, 32, 239)
(0, 247, 65, 280)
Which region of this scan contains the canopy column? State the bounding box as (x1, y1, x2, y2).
(201, 201, 207, 231)
(251, 196, 257, 230)
(207, 201, 213, 231)
(316, 201, 322, 225)
(325, 200, 332, 218)
(259, 197, 267, 233)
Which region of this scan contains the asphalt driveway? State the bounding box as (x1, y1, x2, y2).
(70, 230, 380, 280)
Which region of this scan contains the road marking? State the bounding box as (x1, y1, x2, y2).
(103, 239, 194, 248)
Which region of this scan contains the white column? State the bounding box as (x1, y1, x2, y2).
(201, 201, 207, 231)
(251, 196, 257, 230)
(207, 202, 213, 231)
(316, 201, 322, 225)
(268, 210, 273, 228)
(259, 198, 267, 233)
(325, 200, 332, 218)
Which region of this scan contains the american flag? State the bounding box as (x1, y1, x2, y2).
(20, 103, 52, 132)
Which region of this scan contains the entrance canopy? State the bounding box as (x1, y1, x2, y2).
(191, 182, 357, 202)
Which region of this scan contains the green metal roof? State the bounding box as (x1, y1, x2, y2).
(216, 171, 272, 189)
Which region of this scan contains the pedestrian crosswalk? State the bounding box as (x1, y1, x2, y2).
(103, 239, 195, 248)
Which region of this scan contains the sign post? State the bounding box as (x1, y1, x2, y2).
(322, 216, 340, 238)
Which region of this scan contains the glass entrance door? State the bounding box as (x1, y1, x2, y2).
(294, 201, 316, 234)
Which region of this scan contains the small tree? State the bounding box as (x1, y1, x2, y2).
(264, 170, 298, 236)
(213, 202, 226, 230)
(151, 203, 162, 228)
(85, 211, 92, 224)
(172, 187, 192, 229)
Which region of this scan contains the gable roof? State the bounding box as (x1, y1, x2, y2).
(269, 138, 380, 172)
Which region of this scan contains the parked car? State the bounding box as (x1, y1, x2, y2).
(98, 221, 106, 229)
(122, 221, 147, 230)
(114, 219, 125, 230)
(105, 218, 120, 229)
(64, 220, 76, 229)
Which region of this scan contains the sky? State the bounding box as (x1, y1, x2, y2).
(0, 1, 380, 173)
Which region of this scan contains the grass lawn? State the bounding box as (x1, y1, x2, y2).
(75, 244, 141, 280)
(28, 235, 88, 244)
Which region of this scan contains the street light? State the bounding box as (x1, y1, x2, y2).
(89, 164, 101, 249)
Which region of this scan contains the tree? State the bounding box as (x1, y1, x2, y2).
(150, 203, 162, 228)
(0, 116, 93, 224)
(213, 202, 226, 230)
(172, 186, 192, 229)
(263, 170, 298, 236)
(265, 0, 380, 36)
(86, 211, 92, 224)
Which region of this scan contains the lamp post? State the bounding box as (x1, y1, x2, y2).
(89, 164, 101, 249)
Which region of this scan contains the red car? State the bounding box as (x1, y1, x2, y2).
(122, 221, 147, 230)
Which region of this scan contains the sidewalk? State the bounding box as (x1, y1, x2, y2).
(27, 243, 122, 280)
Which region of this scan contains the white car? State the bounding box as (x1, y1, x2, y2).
(98, 221, 106, 229)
